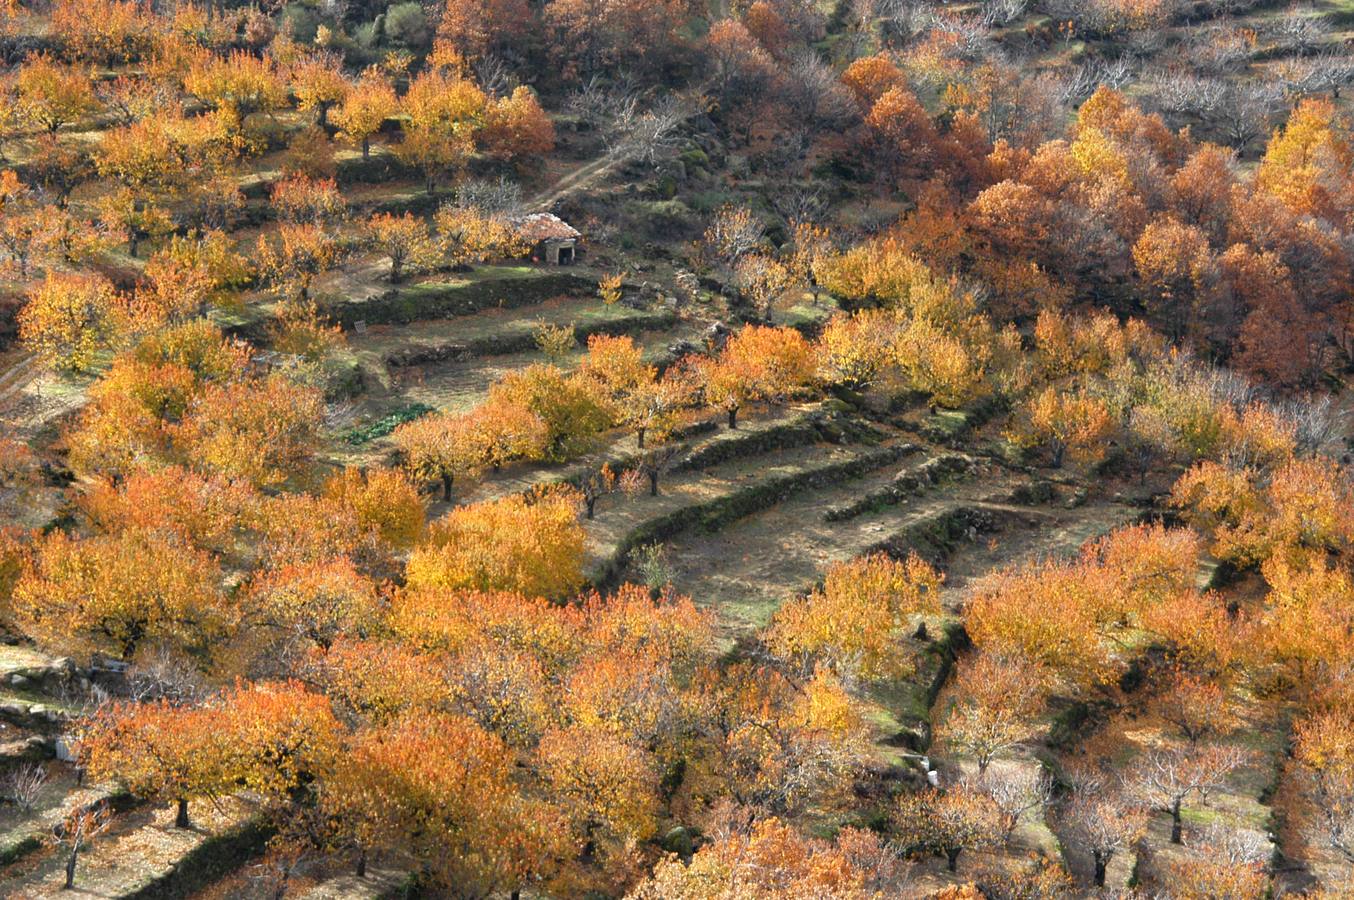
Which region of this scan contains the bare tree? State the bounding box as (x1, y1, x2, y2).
(453, 177, 524, 219)
(980, 765, 1054, 842)
(1130, 744, 1248, 844)
(1270, 4, 1329, 56)
(4, 762, 48, 813)
(1060, 57, 1136, 104)
(773, 187, 827, 229)
(629, 443, 682, 497)
(471, 55, 514, 100)
(875, 0, 935, 45)
(981, 0, 1027, 27)
(1278, 394, 1341, 456)
(1196, 820, 1271, 868)
(1062, 772, 1149, 888)
(608, 95, 692, 169)
(1277, 49, 1354, 98)
(1187, 24, 1256, 75)
(123, 644, 205, 704)
(1151, 68, 1226, 120)
(565, 76, 635, 132)
(1216, 81, 1282, 151)
(785, 49, 857, 134)
(54, 801, 112, 890)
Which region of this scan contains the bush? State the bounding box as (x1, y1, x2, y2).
(384, 2, 429, 49)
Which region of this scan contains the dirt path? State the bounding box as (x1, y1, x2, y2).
(0, 352, 37, 408)
(528, 153, 622, 210)
(527, 84, 711, 211)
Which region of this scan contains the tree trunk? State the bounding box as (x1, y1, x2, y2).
(636, 427, 646, 449)
(648, 471, 659, 496)
(1170, 797, 1183, 844)
(1050, 441, 1065, 469)
(727, 407, 738, 429)
(64, 848, 77, 889)
(362, 136, 371, 160)
(390, 256, 403, 283)
(175, 798, 190, 829)
(356, 848, 366, 878)
(1093, 851, 1108, 887)
(441, 473, 453, 502)
(946, 847, 961, 872)
(426, 173, 436, 195)
(586, 498, 596, 519)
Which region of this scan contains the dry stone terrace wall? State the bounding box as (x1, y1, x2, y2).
(327, 271, 597, 329)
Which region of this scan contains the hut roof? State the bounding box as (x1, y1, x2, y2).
(513, 212, 581, 243)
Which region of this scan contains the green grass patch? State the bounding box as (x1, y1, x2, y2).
(340, 403, 434, 445)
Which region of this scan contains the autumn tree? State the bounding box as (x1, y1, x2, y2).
(815, 310, 899, 391)
(432, 0, 532, 62)
(481, 86, 555, 163)
(11, 529, 227, 662)
(321, 466, 425, 552)
(83, 700, 233, 828)
(17, 54, 97, 134)
(241, 558, 382, 666)
(700, 325, 816, 429)
(631, 814, 906, 898)
(435, 203, 530, 265)
(95, 115, 216, 256)
(1132, 215, 1217, 343)
(18, 271, 120, 371)
(487, 364, 613, 460)
(325, 713, 553, 895)
(1151, 670, 1241, 745)
(1011, 385, 1116, 469)
(864, 85, 940, 185)
(332, 69, 398, 160)
(290, 53, 347, 128)
(894, 781, 1001, 873)
(1256, 98, 1351, 222)
(364, 212, 437, 283)
(135, 230, 249, 327)
(183, 49, 286, 135)
(270, 175, 345, 226)
(935, 652, 1047, 775)
(766, 553, 941, 683)
(80, 465, 254, 556)
(1290, 697, 1354, 864)
(691, 664, 871, 818)
(255, 223, 343, 303)
(579, 334, 692, 447)
(397, 69, 486, 193)
(963, 557, 1123, 689)
(535, 725, 659, 877)
(176, 375, 325, 488)
(405, 486, 585, 599)
(392, 412, 480, 501)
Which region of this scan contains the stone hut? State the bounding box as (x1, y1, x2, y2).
(514, 213, 582, 265)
